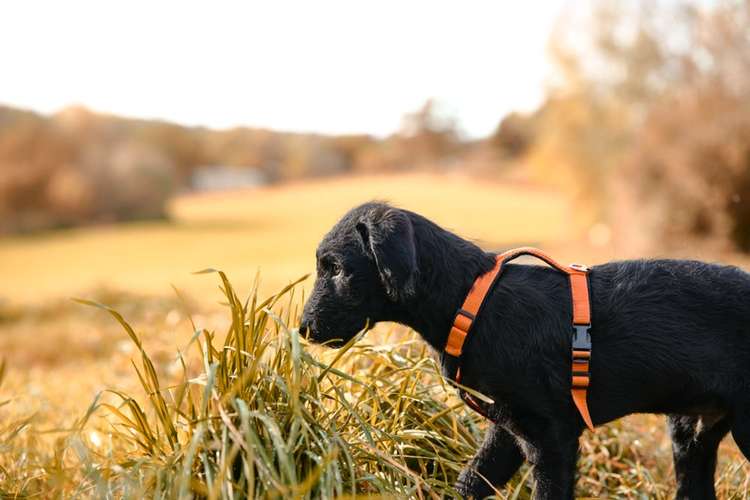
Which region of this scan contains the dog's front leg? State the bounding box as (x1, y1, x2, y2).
(456, 423, 524, 498)
(522, 432, 579, 500)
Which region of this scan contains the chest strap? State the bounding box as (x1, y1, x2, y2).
(443, 247, 595, 431)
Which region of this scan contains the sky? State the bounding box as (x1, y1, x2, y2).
(0, 1, 568, 138)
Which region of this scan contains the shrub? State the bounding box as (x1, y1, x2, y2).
(622, 87, 750, 251)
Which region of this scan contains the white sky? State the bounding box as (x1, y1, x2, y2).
(0, 1, 568, 138)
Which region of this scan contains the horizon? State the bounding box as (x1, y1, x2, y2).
(0, 1, 568, 139)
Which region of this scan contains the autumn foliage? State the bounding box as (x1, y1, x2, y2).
(527, 1, 750, 251)
(0, 100, 468, 233)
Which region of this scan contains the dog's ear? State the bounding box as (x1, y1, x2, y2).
(356, 208, 418, 301)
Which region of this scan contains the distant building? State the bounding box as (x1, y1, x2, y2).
(191, 166, 268, 192)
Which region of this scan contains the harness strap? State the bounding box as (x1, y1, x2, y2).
(444, 247, 595, 431)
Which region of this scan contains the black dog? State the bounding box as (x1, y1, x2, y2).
(299, 201, 750, 499)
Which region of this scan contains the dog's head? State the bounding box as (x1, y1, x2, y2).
(299, 202, 418, 347)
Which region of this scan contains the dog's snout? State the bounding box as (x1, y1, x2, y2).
(298, 316, 312, 337)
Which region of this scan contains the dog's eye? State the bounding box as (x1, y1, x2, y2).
(319, 256, 343, 276)
(325, 260, 344, 276)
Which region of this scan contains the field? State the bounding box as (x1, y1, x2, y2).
(1, 172, 749, 498)
(0, 172, 569, 304)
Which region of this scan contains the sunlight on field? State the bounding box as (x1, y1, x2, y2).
(0, 173, 568, 306)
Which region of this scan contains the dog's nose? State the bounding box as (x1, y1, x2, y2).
(298, 319, 310, 336)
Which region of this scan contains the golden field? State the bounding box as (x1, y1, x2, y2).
(0, 172, 569, 305)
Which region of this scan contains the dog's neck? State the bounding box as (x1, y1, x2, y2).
(388, 212, 496, 352)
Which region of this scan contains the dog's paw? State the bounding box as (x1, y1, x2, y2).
(456, 467, 496, 499)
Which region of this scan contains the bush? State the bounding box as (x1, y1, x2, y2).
(617, 1, 750, 252)
(623, 87, 750, 251)
(88, 141, 177, 222)
(0, 107, 178, 232)
(490, 112, 536, 159)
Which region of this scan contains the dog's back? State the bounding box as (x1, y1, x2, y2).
(587, 259, 750, 419)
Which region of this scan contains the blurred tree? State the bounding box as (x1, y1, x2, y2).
(135, 122, 207, 181)
(399, 99, 461, 166)
(622, 1, 750, 250)
(529, 0, 750, 251)
(490, 112, 537, 158)
(91, 141, 177, 221)
(331, 134, 374, 172)
(0, 108, 80, 231)
(529, 1, 672, 221)
(0, 97, 469, 234)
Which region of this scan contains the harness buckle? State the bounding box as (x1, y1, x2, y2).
(572, 324, 592, 351)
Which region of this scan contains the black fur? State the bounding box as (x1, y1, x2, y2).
(300, 201, 750, 499)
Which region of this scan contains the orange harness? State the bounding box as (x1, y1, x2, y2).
(443, 247, 595, 431)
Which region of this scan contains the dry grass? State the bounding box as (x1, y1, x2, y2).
(2, 272, 488, 498)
